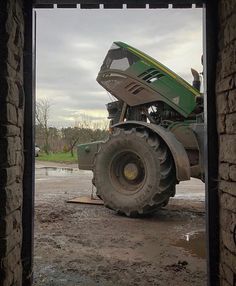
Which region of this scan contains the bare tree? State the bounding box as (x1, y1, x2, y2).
(36, 98, 51, 154)
(74, 114, 109, 131)
(61, 127, 80, 157)
(61, 119, 109, 157)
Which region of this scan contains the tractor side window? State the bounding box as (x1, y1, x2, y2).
(101, 45, 140, 72)
(110, 57, 130, 71)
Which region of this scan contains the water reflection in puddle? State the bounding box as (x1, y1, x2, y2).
(173, 231, 206, 259)
(36, 167, 77, 177)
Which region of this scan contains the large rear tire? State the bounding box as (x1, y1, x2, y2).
(94, 127, 176, 217)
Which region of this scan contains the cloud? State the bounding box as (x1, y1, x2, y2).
(36, 7, 202, 127)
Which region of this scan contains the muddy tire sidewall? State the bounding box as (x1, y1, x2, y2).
(94, 130, 162, 214)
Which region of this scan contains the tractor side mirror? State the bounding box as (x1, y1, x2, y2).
(191, 68, 201, 91)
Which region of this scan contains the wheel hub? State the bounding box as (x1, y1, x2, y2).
(123, 163, 139, 181)
(110, 150, 146, 193)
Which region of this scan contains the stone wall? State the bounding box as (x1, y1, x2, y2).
(217, 1, 236, 285)
(0, 1, 24, 285)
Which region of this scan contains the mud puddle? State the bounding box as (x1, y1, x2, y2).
(175, 179, 205, 202)
(173, 230, 206, 259)
(36, 167, 78, 177)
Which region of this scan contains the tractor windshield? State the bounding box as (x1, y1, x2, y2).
(100, 43, 140, 72)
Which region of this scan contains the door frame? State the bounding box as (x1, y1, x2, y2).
(22, 2, 219, 285)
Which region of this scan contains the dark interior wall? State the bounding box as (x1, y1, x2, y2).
(0, 1, 24, 285)
(216, 1, 236, 286)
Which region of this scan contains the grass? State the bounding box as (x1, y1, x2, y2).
(36, 152, 78, 164)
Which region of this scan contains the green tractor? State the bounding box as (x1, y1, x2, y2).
(78, 42, 204, 217)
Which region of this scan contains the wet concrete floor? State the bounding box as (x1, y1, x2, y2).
(35, 164, 205, 202)
(34, 162, 206, 286)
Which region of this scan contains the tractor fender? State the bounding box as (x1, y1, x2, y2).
(113, 121, 191, 182)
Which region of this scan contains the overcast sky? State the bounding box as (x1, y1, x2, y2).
(36, 7, 202, 127)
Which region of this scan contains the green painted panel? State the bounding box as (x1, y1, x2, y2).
(97, 41, 200, 117)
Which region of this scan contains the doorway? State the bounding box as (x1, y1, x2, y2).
(22, 1, 219, 284)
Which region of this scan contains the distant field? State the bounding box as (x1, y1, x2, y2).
(36, 152, 78, 163)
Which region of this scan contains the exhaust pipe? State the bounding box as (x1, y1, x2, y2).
(191, 68, 201, 91)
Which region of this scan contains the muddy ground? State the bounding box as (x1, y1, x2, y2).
(34, 162, 206, 286)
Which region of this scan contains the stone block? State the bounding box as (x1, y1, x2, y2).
(219, 163, 230, 180)
(228, 89, 236, 113)
(0, 227, 22, 258)
(0, 103, 18, 125)
(220, 278, 232, 286)
(220, 191, 236, 212)
(0, 264, 22, 286)
(14, 0, 24, 23)
(226, 113, 236, 134)
(0, 183, 23, 216)
(217, 92, 229, 114)
(1, 244, 21, 274)
(7, 137, 17, 166)
(5, 61, 17, 80)
(221, 247, 236, 277)
(0, 210, 21, 237)
(221, 42, 236, 77)
(221, 229, 236, 255)
(12, 262, 22, 286)
(5, 12, 24, 66)
(220, 262, 235, 286)
(15, 150, 23, 167)
(1, 78, 21, 107)
(216, 75, 234, 93)
(220, 208, 236, 233)
(219, 0, 236, 20)
(0, 125, 20, 138)
(228, 12, 236, 41)
(229, 165, 236, 181)
(220, 180, 236, 197)
(219, 135, 236, 164)
(218, 114, 226, 134)
(6, 50, 22, 80)
(17, 108, 24, 128)
(14, 136, 21, 151)
(0, 166, 19, 187)
(16, 164, 22, 183)
(3, 61, 23, 83)
(223, 13, 236, 46)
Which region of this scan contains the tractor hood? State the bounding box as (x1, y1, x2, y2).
(97, 42, 200, 118)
